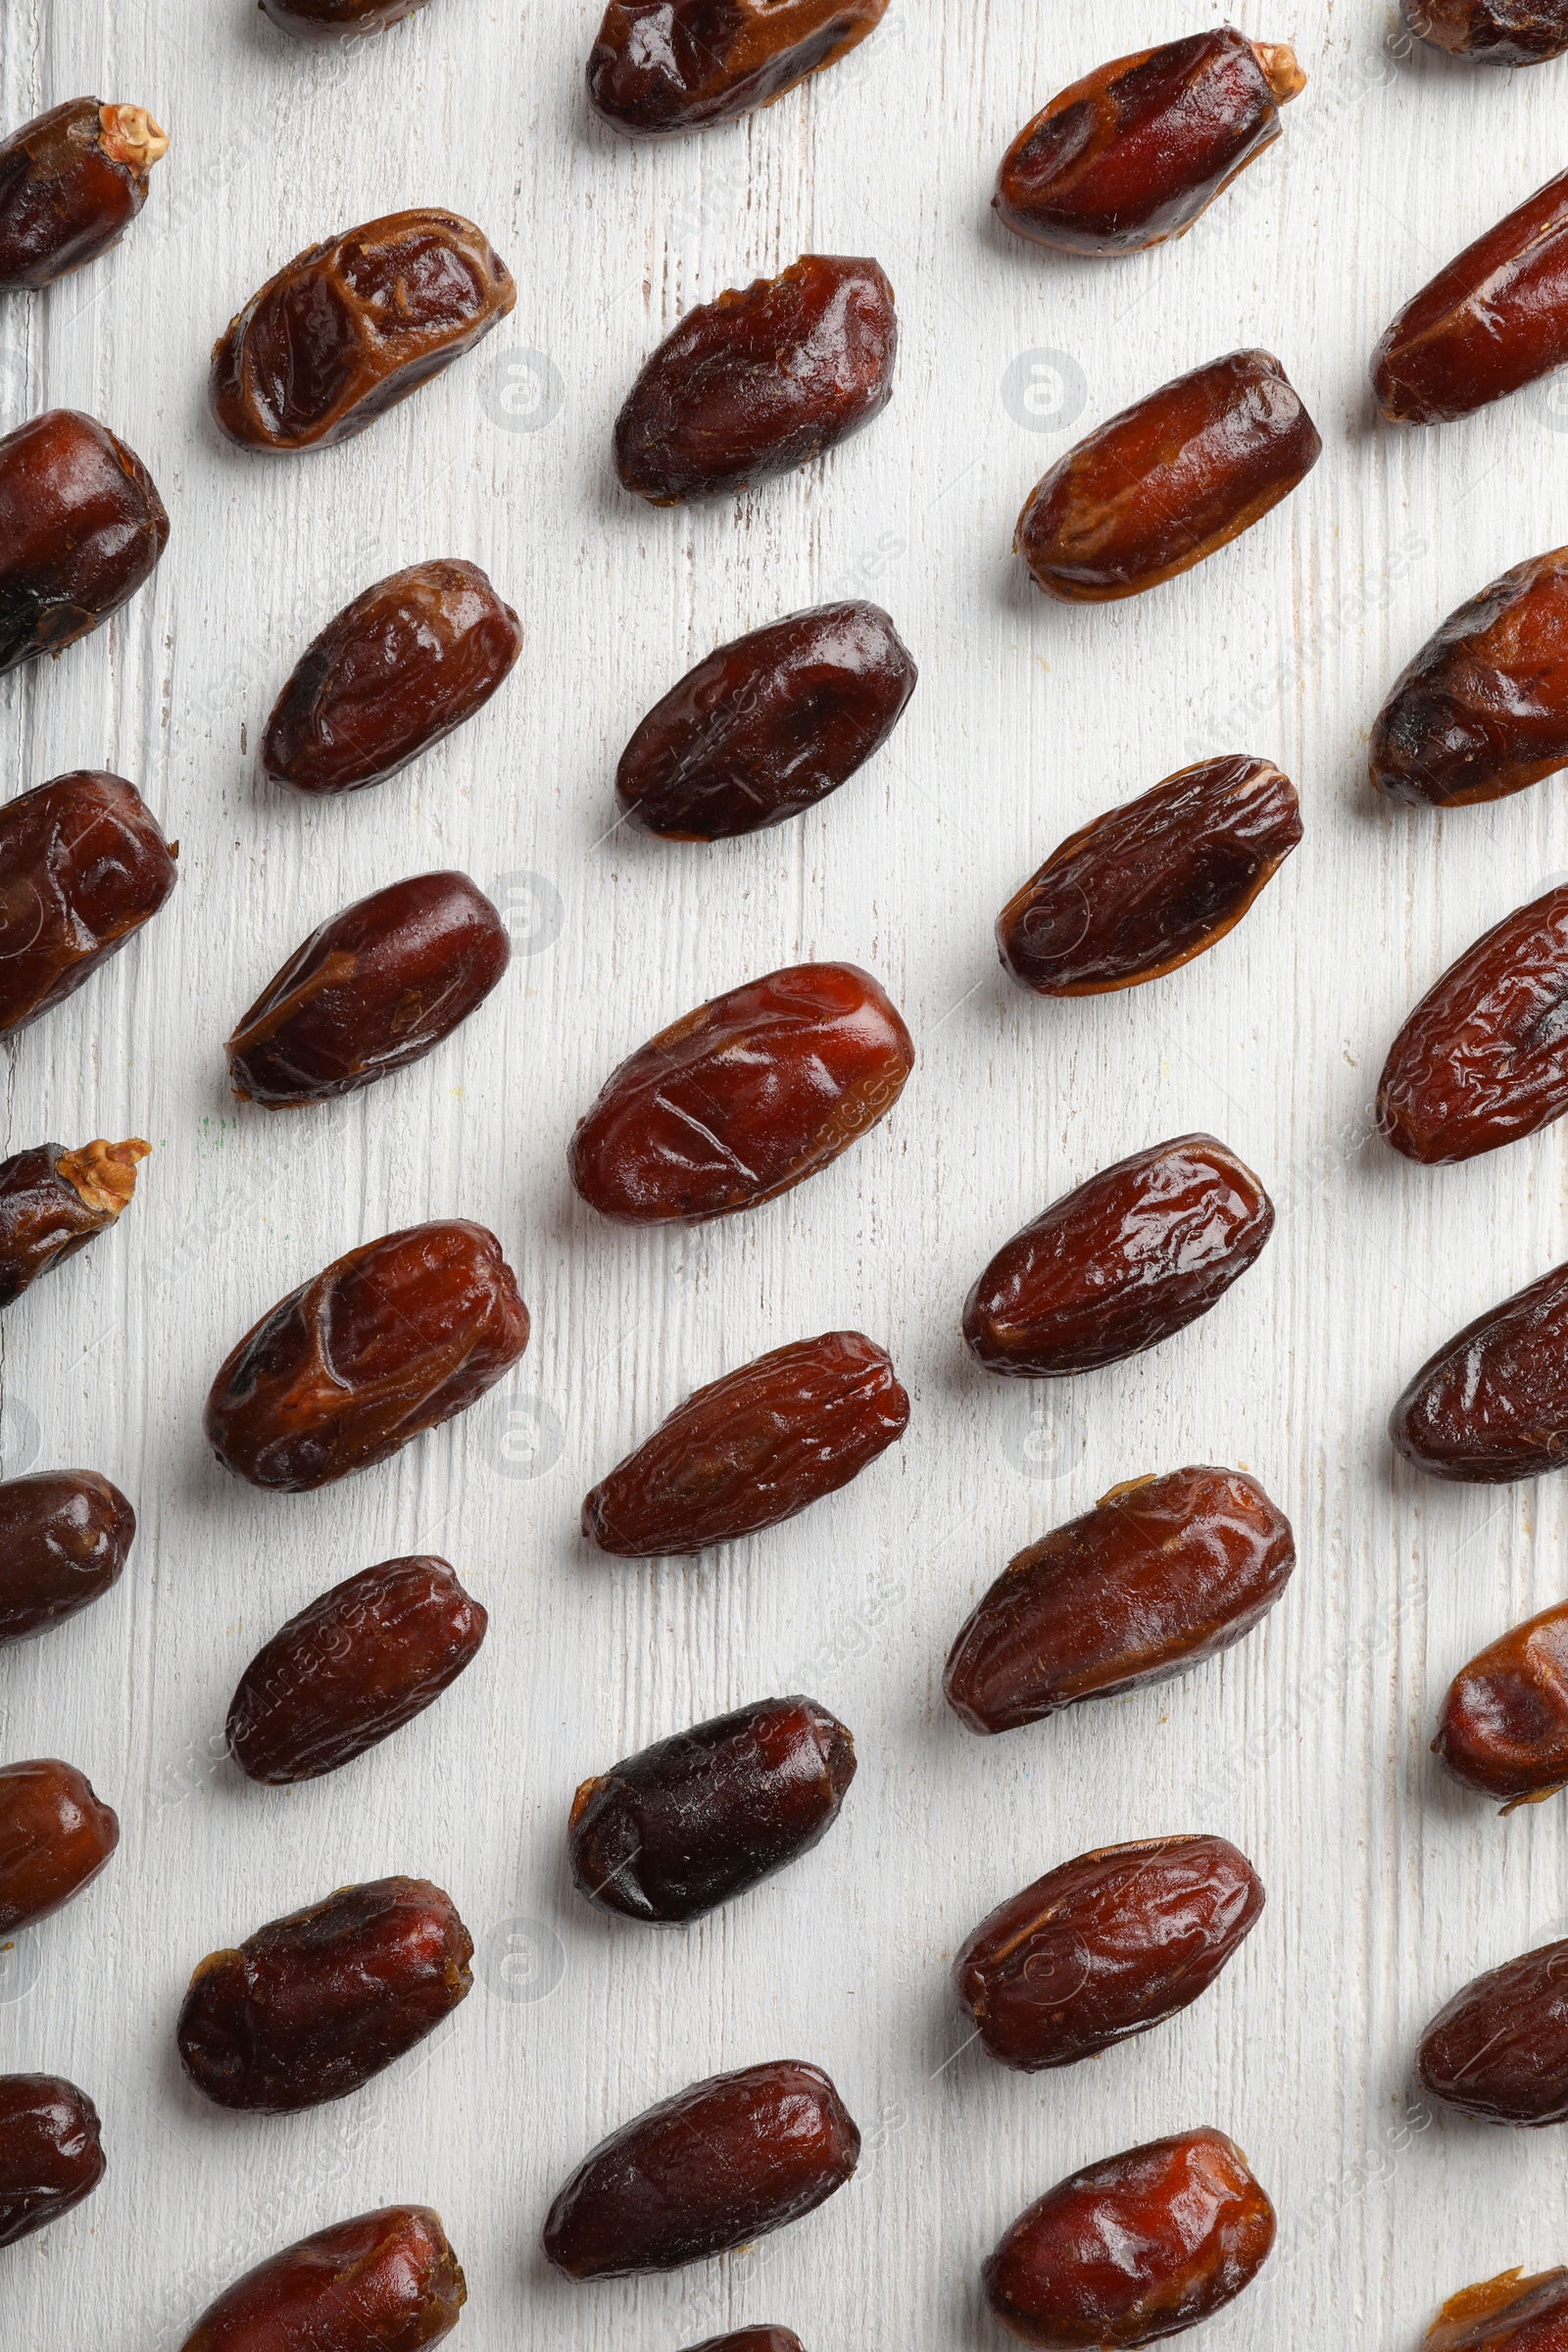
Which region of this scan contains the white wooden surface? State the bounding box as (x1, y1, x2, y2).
(3, 2, 1568, 2345)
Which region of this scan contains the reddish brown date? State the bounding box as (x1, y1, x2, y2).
(543, 2058, 859, 2278)
(1390, 1259, 1568, 1483)
(998, 757, 1300, 997)
(682, 2335, 805, 2352)
(569, 961, 912, 1224)
(178, 2207, 465, 2351)
(984, 2128, 1276, 2349)
(211, 210, 515, 452)
(1403, 0, 1568, 60)
(615, 600, 917, 840)
(1375, 170, 1568, 423)
(944, 1466, 1295, 1736)
(614, 255, 896, 503)
(0, 99, 167, 290)
(1419, 1937, 1568, 2124)
(0, 1137, 150, 1311)
(262, 0, 432, 37)
(1434, 1600, 1568, 1810)
(1015, 350, 1319, 604)
(964, 1134, 1274, 1379)
(261, 559, 522, 798)
(588, 0, 888, 133)
(205, 1220, 528, 1492)
(1426, 2269, 1568, 2350)
(0, 771, 177, 1036)
(227, 1554, 487, 1784)
(0, 1757, 119, 1931)
(583, 1330, 908, 1555)
(955, 1835, 1264, 2072)
(568, 1693, 856, 1923)
(0, 409, 168, 673)
(0, 2075, 105, 2248)
(0, 1470, 135, 1643)
(177, 1877, 472, 2113)
(995, 32, 1305, 257)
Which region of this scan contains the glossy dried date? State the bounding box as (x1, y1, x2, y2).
(615, 600, 916, 840)
(944, 1466, 1295, 1735)
(0, 99, 167, 290)
(964, 1134, 1274, 1378)
(588, 0, 888, 133)
(211, 210, 514, 452)
(178, 2207, 465, 2350)
(0, 1138, 150, 1311)
(1403, 0, 1568, 60)
(0, 2075, 105, 2248)
(955, 1835, 1264, 2071)
(682, 2335, 805, 2352)
(1375, 170, 1568, 423)
(994, 31, 1304, 256)
(984, 2128, 1276, 2348)
(0, 1757, 119, 1931)
(997, 756, 1300, 996)
(0, 409, 168, 672)
(614, 255, 896, 503)
(262, 0, 432, 37)
(569, 962, 912, 1224)
(1015, 350, 1319, 603)
(543, 2058, 858, 2278)
(0, 1470, 135, 1643)
(1426, 2269, 1568, 2349)
(205, 1220, 527, 1492)
(1419, 1937, 1568, 2124)
(1390, 1259, 1568, 1482)
(1435, 1601, 1568, 1809)
(261, 559, 522, 797)
(583, 1330, 908, 1554)
(0, 771, 177, 1036)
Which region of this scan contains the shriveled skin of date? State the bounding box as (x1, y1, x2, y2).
(0, 771, 177, 1037)
(0, 99, 168, 290)
(569, 961, 913, 1224)
(963, 1134, 1274, 1378)
(178, 2206, 466, 2352)
(543, 2058, 860, 2278)
(0, 1470, 135, 1643)
(211, 210, 515, 451)
(998, 757, 1300, 996)
(261, 0, 432, 37)
(614, 254, 896, 502)
(0, 409, 169, 673)
(1434, 1599, 1568, 1810)
(1419, 1937, 1568, 2124)
(1015, 350, 1320, 603)
(616, 600, 917, 840)
(944, 1466, 1295, 1735)
(1390, 1258, 1568, 1482)
(582, 1330, 908, 1554)
(588, 0, 890, 134)
(1375, 170, 1568, 423)
(955, 1835, 1264, 2071)
(1426, 2268, 1568, 2350)
(682, 2333, 806, 2352)
(984, 2129, 1276, 2350)
(0, 1757, 119, 1932)
(568, 1694, 856, 1923)
(0, 2075, 105, 2248)
(204, 1220, 529, 1492)
(0, 1138, 150, 1311)
(994, 31, 1305, 256)
(1403, 0, 1568, 59)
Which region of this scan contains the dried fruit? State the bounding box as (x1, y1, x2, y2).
(681, 2334, 805, 2352)
(582, 1330, 908, 1555)
(1435, 1601, 1568, 1809)
(614, 255, 896, 503)
(0, 770, 177, 1037)
(0, 408, 169, 672)
(1425, 2268, 1568, 2349)
(0, 2075, 105, 2248)
(1375, 170, 1568, 423)
(1389, 1260, 1568, 1483)
(262, 0, 432, 36)
(588, 0, 889, 132)
(178, 2207, 465, 2350)
(0, 1138, 150, 1311)
(0, 1757, 119, 1931)
(1419, 1938, 1568, 2124)
(211, 210, 515, 451)
(0, 1470, 135, 1643)
(997, 757, 1300, 996)
(944, 1466, 1294, 1735)
(1402, 0, 1568, 59)
(0, 99, 168, 290)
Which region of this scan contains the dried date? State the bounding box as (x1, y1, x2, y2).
(588, 0, 889, 133)
(1390, 1259, 1568, 1482)
(0, 408, 168, 672)
(1403, 0, 1568, 60)
(1375, 170, 1568, 423)
(1435, 1600, 1568, 1810)
(0, 1757, 119, 1931)
(0, 2075, 105, 2248)
(0, 99, 167, 290)
(0, 771, 177, 1036)
(0, 1470, 135, 1643)
(178, 2207, 465, 2351)
(1426, 2269, 1568, 2349)
(0, 1138, 150, 1311)
(682, 2335, 805, 2352)
(1419, 1937, 1568, 2124)
(262, 0, 432, 37)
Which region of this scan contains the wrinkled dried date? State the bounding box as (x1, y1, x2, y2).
(0, 409, 169, 673)
(0, 1138, 150, 1311)
(0, 1757, 119, 1931)
(1403, 0, 1568, 60)
(570, 962, 912, 1224)
(1419, 1937, 1568, 2124)
(543, 2058, 859, 2278)
(0, 1470, 135, 1643)
(615, 600, 917, 840)
(0, 771, 177, 1037)
(994, 31, 1304, 256)
(211, 210, 515, 451)
(984, 2128, 1276, 2349)
(262, 0, 431, 37)
(0, 2074, 105, 2248)
(261, 559, 522, 797)
(1375, 170, 1568, 423)
(1426, 2268, 1568, 2349)
(944, 1466, 1295, 1736)
(583, 1330, 908, 1555)
(614, 254, 896, 503)
(178, 2207, 465, 2351)
(955, 1835, 1264, 2071)
(998, 757, 1300, 996)
(205, 1220, 527, 1492)
(0, 99, 167, 289)
(1435, 1600, 1568, 1810)
(1015, 350, 1319, 603)
(682, 2334, 805, 2352)
(589, 0, 888, 133)
(1390, 1260, 1568, 1482)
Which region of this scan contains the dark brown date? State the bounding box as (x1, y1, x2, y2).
(0, 409, 168, 672)
(1015, 350, 1319, 604)
(262, 0, 431, 37)
(944, 1466, 1295, 1736)
(994, 32, 1305, 257)
(955, 1835, 1264, 2071)
(0, 1470, 135, 1643)
(1426, 2269, 1568, 2350)
(984, 2128, 1276, 2348)
(0, 1757, 119, 1931)
(543, 2058, 859, 2278)
(1403, 0, 1568, 60)
(1434, 1600, 1568, 1810)
(177, 1877, 472, 2113)
(0, 1137, 150, 1311)
(261, 559, 522, 798)
(582, 1330, 908, 1555)
(1419, 1937, 1568, 2124)
(614, 255, 896, 503)
(569, 961, 912, 1224)
(568, 1693, 856, 1923)
(615, 600, 916, 840)
(227, 1554, 487, 1784)
(0, 770, 177, 1037)
(226, 871, 510, 1106)
(1390, 1259, 1568, 1483)
(998, 757, 1300, 996)
(0, 99, 167, 290)
(588, 0, 889, 133)
(205, 1220, 528, 1492)
(178, 2207, 465, 2351)
(682, 2335, 805, 2352)
(964, 1134, 1274, 1379)
(1375, 170, 1568, 424)
(211, 210, 515, 452)
(0, 2075, 105, 2248)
